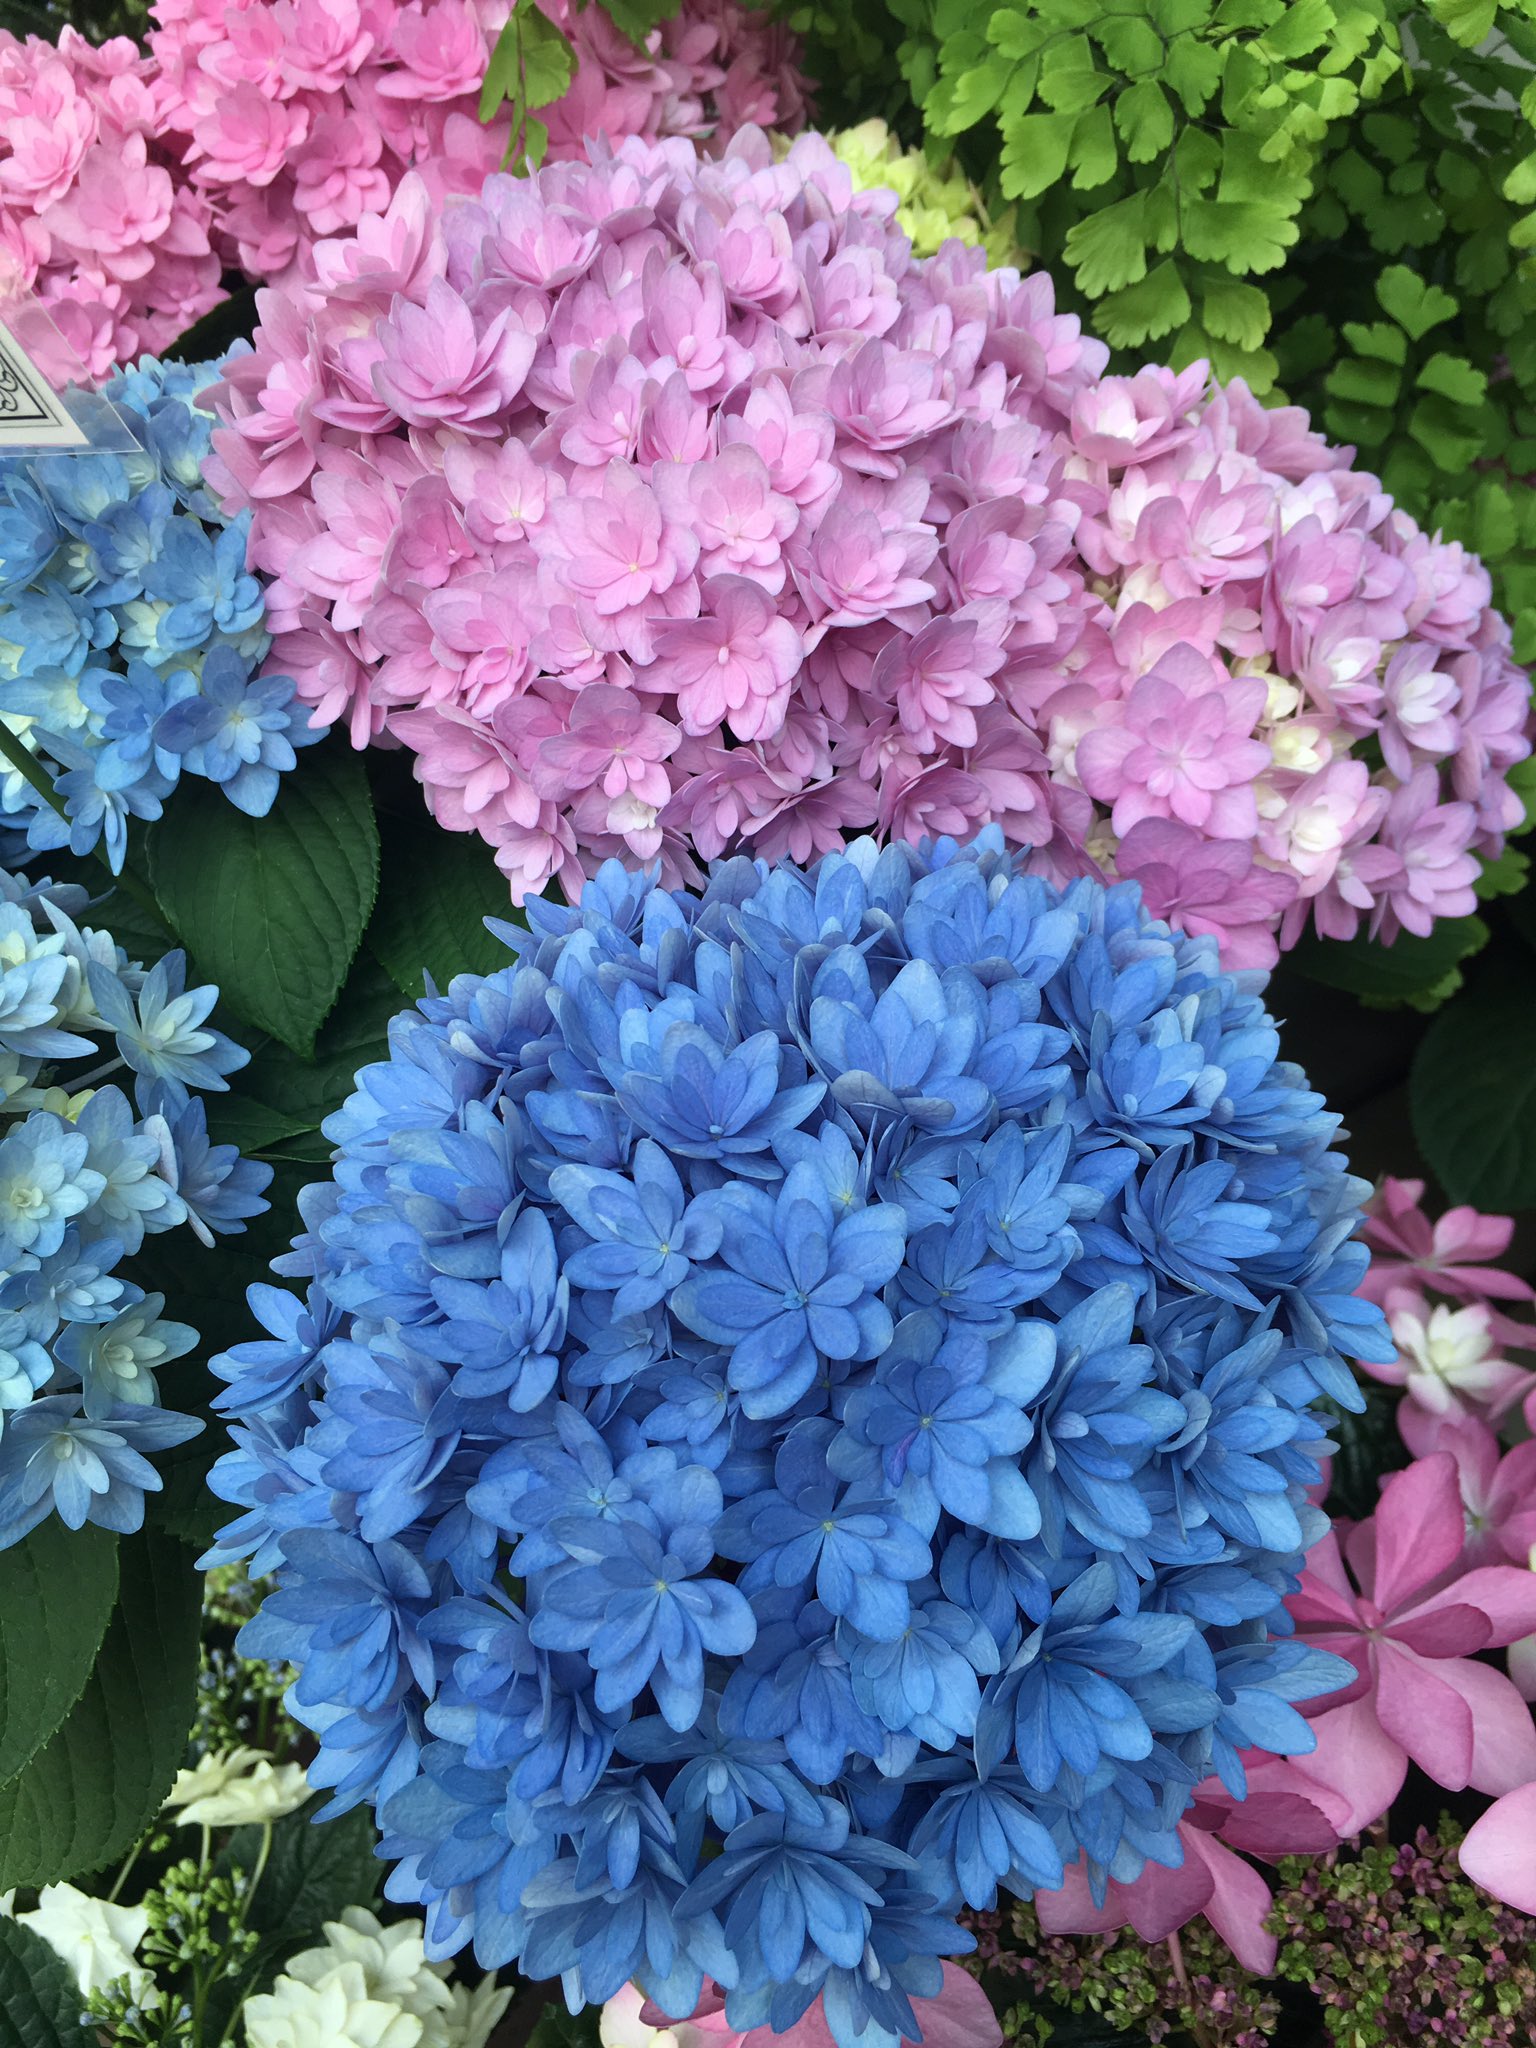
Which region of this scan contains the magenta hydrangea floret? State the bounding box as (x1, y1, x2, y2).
(210, 128, 1532, 966)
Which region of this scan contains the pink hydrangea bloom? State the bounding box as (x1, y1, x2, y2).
(1289, 1452, 1536, 1797)
(1, 1, 805, 374)
(1361, 1177, 1536, 1348)
(209, 127, 1533, 936)
(0, 27, 222, 364)
(148, 0, 808, 297)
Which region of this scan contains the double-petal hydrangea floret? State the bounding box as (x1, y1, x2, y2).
(210, 131, 1531, 967)
(0, 356, 322, 872)
(211, 834, 1388, 2047)
(145, 0, 806, 310)
(0, 27, 223, 377)
(0, 862, 267, 1546)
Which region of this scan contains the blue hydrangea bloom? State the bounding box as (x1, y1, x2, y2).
(0, 355, 323, 871)
(208, 834, 1384, 2047)
(0, 861, 268, 1544)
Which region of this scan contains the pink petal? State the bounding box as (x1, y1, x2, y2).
(1217, 1784, 1341, 1859)
(1195, 1833, 1282, 1976)
(1282, 1696, 1406, 1837)
(1372, 1452, 1466, 1614)
(1034, 1859, 1125, 1940)
(1373, 1643, 1476, 1790)
(1430, 1654, 1536, 1795)
(1460, 1784, 1536, 1913)
(1388, 1601, 1492, 1658)
(1437, 1566, 1536, 1648)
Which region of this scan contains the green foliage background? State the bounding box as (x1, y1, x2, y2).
(796, 0, 1536, 666)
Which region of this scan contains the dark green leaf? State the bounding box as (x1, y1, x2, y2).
(367, 810, 517, 1000)
(202, 1800, 382, 2041)
(527, 2003, 604, 2048)
(165, 284, 260, 367)
(1410, 954, 1536, 1209)
(0, 1527, 200, 1888)
(1285, 916, 1488, 1008)
(589, 0, 681, 43)
(209, 948, 402, 1157)
(0, 1917, 85, 2048)
(1321, 1378, 1412, 1521)
(148, 742, 379, 1059)
(239, 1798, 381, 1943)
(0, 1521, 119, 1787)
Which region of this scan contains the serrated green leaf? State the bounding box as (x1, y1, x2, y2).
(367, 819, 516, 1002)
(1201, 275, 1272, 350)
(1427, 0, 1497, 46)
(0, 1917, 83, 2048)
(1410, 958, 1536, 1209)
(999, 109, 1077, 198)
(1037, 36, 1108, 114)
(0, 1526, 200, 1888)
(1327, 354, 1403, 407)
(1164, 33, 1223, 111)
(1264, 0, 1336, 58)
(1375, 263, 1457, 339)
(148, 742, 379, 1060)
(1408, 391, 1489, 470)
(1182, 196, 1299, 272)
(987, 4, 1043, 61)
(1088, 13, 1165, 72)
(1341, 319, 1407, 365)
(1063, 191, 1150, 294)
(1069, 101, 1117, 187)
(1096, 261, 1193, 345)
(1416, 351, 1488, 405)
(934, 56, 1010, 130)
(1475, 846, 1530, 900)
(1114, 76, 1175, 160)
(0, 1521, 118, 1788)
(586, 0, 681, 44)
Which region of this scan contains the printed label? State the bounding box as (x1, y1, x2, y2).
(0, 319, 89, 449)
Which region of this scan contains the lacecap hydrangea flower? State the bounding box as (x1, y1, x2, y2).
(0, 354, 323, 873)
(210, 832, 1387, 2048)
(147, 0, 807, 295)
(209, 128, 1531, 968)
(0, 861, 267, 1547)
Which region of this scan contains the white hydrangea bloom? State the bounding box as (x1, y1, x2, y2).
(288, 1908, 452, 2023)
(14, 1882, 154, 2003)
(243, 1959, 423, 2048)
(275, 1908, 508, 2048)
(163, 1746, 310, 1827)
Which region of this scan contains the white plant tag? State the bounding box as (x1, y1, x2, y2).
(0, 316, 89, 450)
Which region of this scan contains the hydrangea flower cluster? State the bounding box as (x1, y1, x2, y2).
(147, 0, 807, 292)
(208, 128, 1532, 967)
(826, 120, 1004, 262)
(0, 862, 267, 1547)
(0, 354, 322, 873)
(0, 28, 225, 380)
(210, 833, 1386, 2046)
